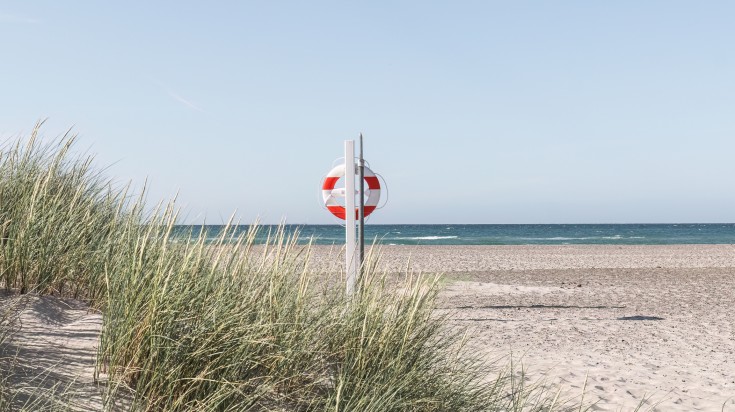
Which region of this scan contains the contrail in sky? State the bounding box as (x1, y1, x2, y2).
(148, 76, 205, 113)
(167, 91, 205, 113)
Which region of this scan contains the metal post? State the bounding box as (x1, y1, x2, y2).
(358, 134, 365, 276)
(344, 140, 357, 296)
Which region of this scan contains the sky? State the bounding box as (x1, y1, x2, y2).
(1, 1, 734, 224)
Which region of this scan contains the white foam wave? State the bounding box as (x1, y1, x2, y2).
(521, 237, 593, 240)
(522, 235, 641, 241)
(395, 236, 459, 240)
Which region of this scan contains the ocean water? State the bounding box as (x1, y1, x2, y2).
(171, 224, 735, 245)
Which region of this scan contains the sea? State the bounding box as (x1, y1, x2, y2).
(171, 224, 735, 246)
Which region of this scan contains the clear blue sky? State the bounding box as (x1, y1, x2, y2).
(2, 2, 734, 224)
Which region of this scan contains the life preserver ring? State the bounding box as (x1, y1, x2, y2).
(322, 164, 381, 220)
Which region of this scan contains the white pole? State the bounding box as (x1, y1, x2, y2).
(358, 134, 365, 274)
(344, 140, 357, 295)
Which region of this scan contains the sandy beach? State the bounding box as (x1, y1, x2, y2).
(312, 244, 735, 411)
(2, 244, 734, 410)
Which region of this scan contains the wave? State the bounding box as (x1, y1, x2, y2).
(520, 237, 594, 240)
(521, 235, 643, 241)
(395, 236, 459, 240)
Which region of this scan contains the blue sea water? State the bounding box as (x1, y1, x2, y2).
(172, 224, 735, 245)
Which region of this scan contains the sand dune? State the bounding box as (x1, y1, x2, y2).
(0, 293, 103, 410)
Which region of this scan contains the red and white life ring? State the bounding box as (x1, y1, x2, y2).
(322, 164, 381, 220)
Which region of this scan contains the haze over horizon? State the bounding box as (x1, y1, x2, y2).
(2, 2, 734, 224)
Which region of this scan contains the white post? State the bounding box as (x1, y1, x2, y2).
(344, 140, 357, 295)
(358, 134, 365, 274)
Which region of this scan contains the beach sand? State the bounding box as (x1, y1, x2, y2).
(1, 244, 733, 410)
(311, 244, 735, 411)
(0, 293, 103, 410)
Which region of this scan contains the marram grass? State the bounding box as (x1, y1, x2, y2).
(97, 220, 502, 411)
(0, 123, 587, 411)
(0, 122, 142, 303)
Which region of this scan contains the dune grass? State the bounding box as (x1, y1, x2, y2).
(0, 122, 141, 303)
(0, 123, 585, 411)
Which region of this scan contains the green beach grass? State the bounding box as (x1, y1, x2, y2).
(0, 123, 587, 411)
